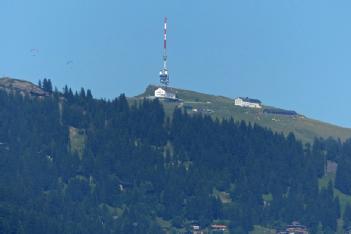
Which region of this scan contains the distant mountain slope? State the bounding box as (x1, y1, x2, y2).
(137, 85, 351, 143)
(0, 77, 49, 97)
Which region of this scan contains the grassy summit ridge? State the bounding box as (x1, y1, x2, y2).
(138, 85, 351, 143)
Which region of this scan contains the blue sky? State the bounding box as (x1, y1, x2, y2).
(1, 0, 351, 127)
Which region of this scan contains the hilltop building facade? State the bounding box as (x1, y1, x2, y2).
(234, 97, 262, 109)
(154, 87, 176, 100)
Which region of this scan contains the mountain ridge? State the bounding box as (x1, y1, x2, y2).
(0, 77, 349, 143)
(137, 85, 351, 143)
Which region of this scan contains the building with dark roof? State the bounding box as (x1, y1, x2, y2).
(234, 97, 262, 109)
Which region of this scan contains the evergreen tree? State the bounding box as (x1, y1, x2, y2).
(344, 203, 351, 229)
(42, 78, 53, 92)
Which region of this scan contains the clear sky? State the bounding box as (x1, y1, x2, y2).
(1, 0, 351, 127)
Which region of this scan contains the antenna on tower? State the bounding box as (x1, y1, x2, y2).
(154, 17, 176, 100)
(159, 17, 169, 88)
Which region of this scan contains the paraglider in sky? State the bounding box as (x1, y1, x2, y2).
(30, 49, 39, 56)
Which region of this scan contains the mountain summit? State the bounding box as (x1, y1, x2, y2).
(138, 85, 351, 142)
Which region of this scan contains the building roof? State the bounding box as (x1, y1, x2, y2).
(237, 97, 262, 104)
(263, 108, 297, 116)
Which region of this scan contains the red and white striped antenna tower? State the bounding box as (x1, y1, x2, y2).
(159, 17, 169, 87)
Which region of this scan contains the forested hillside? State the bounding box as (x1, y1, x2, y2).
(0, 79, 351, 233)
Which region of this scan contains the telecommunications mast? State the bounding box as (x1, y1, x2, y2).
(154, 17, 176, 100)
(159, 17, 169, 87)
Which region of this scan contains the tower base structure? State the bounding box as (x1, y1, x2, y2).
(159, 68, 169, 87)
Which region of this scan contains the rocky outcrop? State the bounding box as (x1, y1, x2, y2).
(0, 77, 49, 97)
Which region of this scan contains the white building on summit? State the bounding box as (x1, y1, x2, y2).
(234, 97, 262, 109)
(154, 87, 176, 100)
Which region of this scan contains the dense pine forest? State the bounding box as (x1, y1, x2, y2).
(1, 79, 351, 233)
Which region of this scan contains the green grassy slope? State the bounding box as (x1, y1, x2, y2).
(319, 173, 351, 233)
(135, 85, 351, 143)
(319, 173, 351, 215)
